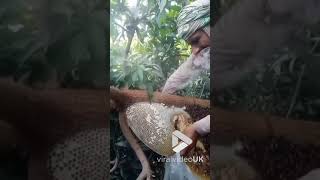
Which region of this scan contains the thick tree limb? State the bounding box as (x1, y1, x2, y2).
(111, 87, 320, 146)
(0, 80, 107, 149)
(213, 107, 320, 146)
(119, 112, 152, 180)
(110, 87, 210, 110)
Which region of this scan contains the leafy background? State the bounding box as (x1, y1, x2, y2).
(214, 1, 320, 180)
(110, 0, 209, 97)
(215, 0, 320, 121)
(0, 0, 107, 88)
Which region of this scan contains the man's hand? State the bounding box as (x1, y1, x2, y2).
(180, 115, 210, 156)
(180, 124, 199, 156)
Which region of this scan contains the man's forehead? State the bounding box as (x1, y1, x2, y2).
(187, 30, 204, 42)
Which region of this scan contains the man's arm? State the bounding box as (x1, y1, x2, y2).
(193, 115, 210, 135)
(163, 48, 210, 94)
(181, 115, 210, 156)
(162, 55, 202, 94)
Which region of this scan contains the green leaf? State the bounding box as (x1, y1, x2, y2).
(132, 72, 138, 82)
(170, 5, 181, 12)
(137, 68, 143, 81)
(146, 83, 154, 102)
(136, 28, 144, 43)
(158, 0, 167, 14)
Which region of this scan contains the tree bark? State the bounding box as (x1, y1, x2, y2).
(0, 80, 107, 149)
(2, 82, 320, 147)
(110, 87, 210, 110)
(213, 107, 320, 146)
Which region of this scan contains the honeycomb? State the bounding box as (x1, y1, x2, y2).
(47, 128, 108, 180)
(126, 102, 190, 156)
(126, 102, 210, 179)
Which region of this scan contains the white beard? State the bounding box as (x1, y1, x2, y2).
(162, 47, 210, 94)
(192, 47, 210, 70)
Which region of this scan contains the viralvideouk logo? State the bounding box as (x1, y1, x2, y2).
(172, 130, 193, 153)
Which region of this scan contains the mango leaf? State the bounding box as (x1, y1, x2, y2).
(132, 71, 138, 82)
(157, 0, 167, 14)
(170, 5, 181, 12)
(156, 0, 167, 25)
(136, 28, 144, 43)
(137, 68, 143, 81)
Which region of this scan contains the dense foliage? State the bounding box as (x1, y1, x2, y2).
(0, 0, 107, 87)
(214, 0, 320, 120)
(110, 0, 210, 98)
(0, 0, 106, 179)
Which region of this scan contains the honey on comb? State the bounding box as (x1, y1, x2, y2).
(126, 102, 210, 179)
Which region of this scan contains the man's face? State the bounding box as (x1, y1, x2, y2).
(187, 29, 210, 56)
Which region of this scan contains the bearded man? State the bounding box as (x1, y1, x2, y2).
(163, 0, 320, 155)
(161, 0, 320, 179)
(162, 0, 211, 156)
